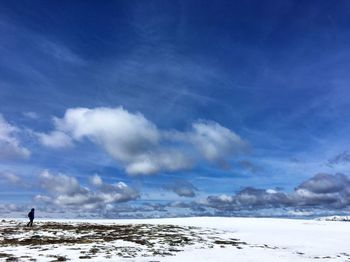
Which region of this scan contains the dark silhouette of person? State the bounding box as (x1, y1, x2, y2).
(27, 208, 35, 227)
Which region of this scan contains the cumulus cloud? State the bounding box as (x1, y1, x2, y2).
(189, 121, 248, 164)
(38, 170, 87, 196)
(205, 173, 350, 211)
(125, 150, 192, 175)
(296, 173, 349, 194)
(206, 188, 292, 210)
(40, 107, 247, 175)
(294, 173, 350, 208)
(0, 114, 30, 160)
(89, 174, 103, 187)
(164, 180, 198, 197)
(35, 171, 139, 209)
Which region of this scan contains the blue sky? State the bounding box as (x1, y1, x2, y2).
(1, 0, 350, 218)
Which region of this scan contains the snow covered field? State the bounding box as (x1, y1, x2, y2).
(0, 217, 349, 261)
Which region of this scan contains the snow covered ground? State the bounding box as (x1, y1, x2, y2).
(0, 217, 349, 261)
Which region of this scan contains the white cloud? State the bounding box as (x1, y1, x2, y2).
(35, 171, 139, 209)
(0, 114, 30, 160)
(217, 194, 234, 203)
(125, 150, 192, 175)
(190, 121, 248, 163)
(0, 171, 21, 184)
(54, 107, 160, 160)
(89, 174, 103, 187)
(38, 170, 86, 195)
(40, 107, 248, 175)
(164, 180, 198, 197)
(37, 130, 73, 149)
(266, 189, 278, 194)
(205, 173, 350, 211)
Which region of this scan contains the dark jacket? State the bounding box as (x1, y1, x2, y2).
(28, 210, 35, 220)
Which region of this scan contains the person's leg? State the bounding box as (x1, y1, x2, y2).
(29, 219, 33, 227)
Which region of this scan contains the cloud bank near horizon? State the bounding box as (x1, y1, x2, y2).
(205, 173, 350, 211)
(2, 171, 350, 218)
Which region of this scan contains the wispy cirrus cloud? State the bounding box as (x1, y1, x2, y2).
(22, 112, 39, 120)
(0, 171, 22, 185)
(36, 131, 73, 149)
(328, 151, 350, 166)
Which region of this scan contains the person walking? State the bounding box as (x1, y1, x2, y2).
(27, 208, 35, 227)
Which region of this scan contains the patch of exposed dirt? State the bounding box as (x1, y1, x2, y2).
(0, 221, 246, 260)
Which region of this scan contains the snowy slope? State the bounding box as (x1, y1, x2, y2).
(0, 217, 349, 261)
